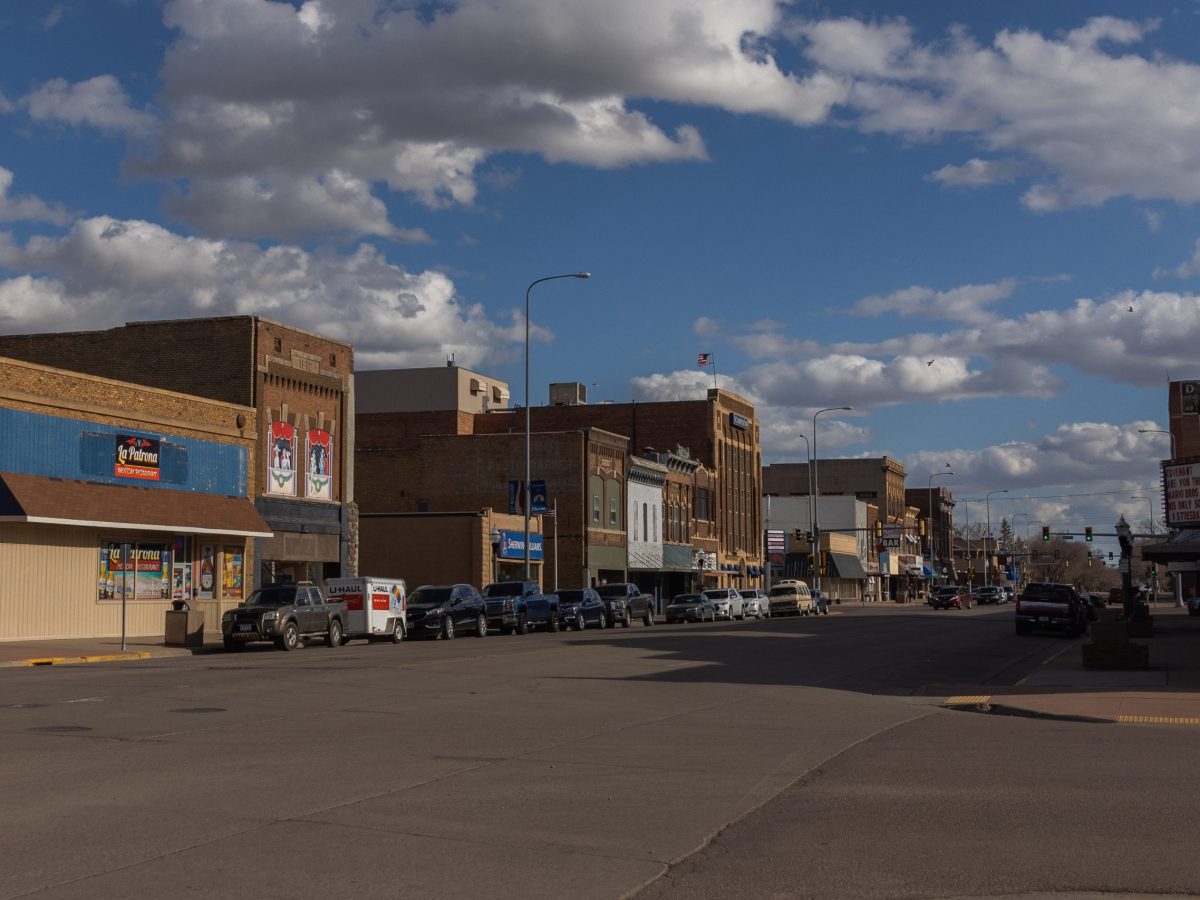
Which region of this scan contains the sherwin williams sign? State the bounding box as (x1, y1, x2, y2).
(497, 530, 544, 560)
(114, 435, 160, 480)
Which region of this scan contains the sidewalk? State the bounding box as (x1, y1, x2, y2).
(945, 605, 1200, 725)
(0, 635, 206, 667)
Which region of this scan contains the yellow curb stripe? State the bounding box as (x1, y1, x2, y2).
(944, 695, 991, 706)
(1117, 715, 1200, 726)
(14, 652, 151, 667)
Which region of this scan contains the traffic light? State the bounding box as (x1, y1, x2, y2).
(1041, 525, 1050, 541)
(873, 520, 883, 539)
(805, 530, 813, 544)
(793, 528, 803, 541)
(1109, 551, 1114, 560)
(819, 550, 829, 575)
(1085, 526, 1093, 542)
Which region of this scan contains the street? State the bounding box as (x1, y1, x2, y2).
(1, 604, 1194, 899)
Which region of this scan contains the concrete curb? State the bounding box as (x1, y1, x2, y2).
(1, 651, 153, 668)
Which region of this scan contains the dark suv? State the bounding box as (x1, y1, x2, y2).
(406, 584, 488, 639)
(1015, 582, 1088, 636)
(221, 582, 347, 651)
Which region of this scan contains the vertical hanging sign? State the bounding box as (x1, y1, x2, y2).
(267, 421, 297, 496)
(306, 428, 333, 501)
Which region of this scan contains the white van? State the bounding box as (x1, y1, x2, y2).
(325, 577, 407, 643)
(768, 579, 815, 616)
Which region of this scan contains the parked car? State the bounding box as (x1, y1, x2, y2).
(972, 585, 1005, 605)
(811, 589, 830, 615)
(481, 580, 560, 634)
(665, 593, 716, 623)
(1081, 592, 1107, 622)
(930, 585, 972, 610)
(406, 584, 489, 639)
(556, 588, 607, 630)
(738, 588, 770, 618)
(1014, 581, 1088, 636)
(221, 581, 347, 651)
(702, 587, 744, 621)
(595, 583, 654, 626)
(767, 580, 814, 616)
(1187, 594, 1200, 617)
(738, 590, 766, 619)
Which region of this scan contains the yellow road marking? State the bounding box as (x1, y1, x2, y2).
(12, 652, 151, 667)
(944, 695, 991, 706)
(1118, 715, 1200, 726)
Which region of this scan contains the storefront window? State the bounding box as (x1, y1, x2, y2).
(172, 535, 193, 602)
(222, 546, 245, 600)
(97, 541, 171, 601)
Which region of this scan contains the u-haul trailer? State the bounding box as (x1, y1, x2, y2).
(325, 577, 407, 643)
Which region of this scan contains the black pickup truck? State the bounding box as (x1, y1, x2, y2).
(482, 580, 560, 634)
(595, 583, 655, 626)
(221, 581, 348, 651)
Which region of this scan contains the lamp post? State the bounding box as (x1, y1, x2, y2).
(1138, 428, 1177, 460)
(1011, 512, 1029, 586)
(791, 432, 814, 581)
(812, 405, 852, 593)
(1115, 515, 1134, 618)
(1129, 494, 1155, 534)
(927, 468, 954, 574)
(984, 489, 1009, 586)
(524, 272, 590, 581)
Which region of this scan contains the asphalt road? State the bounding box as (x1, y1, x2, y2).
(1, 604, 1193, 899)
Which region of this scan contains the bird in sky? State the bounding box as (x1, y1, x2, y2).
(1128, 305, 1135, 312)
(926, 359, 935, 366)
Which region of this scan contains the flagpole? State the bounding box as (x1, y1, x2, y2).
(711, 353, 718, 391)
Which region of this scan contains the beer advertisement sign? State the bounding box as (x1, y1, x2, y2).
(267, 421, 297, 496)
(114, 434, 161, 481)
(306, 428, 333, 501)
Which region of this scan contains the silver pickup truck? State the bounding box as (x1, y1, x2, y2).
(1014, 582, 1088, 636)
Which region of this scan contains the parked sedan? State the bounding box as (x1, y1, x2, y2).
(930, 585, 972, 610)
(556, 588, 608, 630)
(665, 594, 716, 623)
(702, 588, 744, 621)
(406, 584, 488, 639)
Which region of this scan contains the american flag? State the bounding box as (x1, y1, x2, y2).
(697, 352, 712, 366)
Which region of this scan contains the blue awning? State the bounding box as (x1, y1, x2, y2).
(922, 564, 934, 577)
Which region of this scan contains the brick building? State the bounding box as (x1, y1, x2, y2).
(0, 316, 355, 590)
(0, 355, 269, 641)
(904, 485, 957, 576)
(356, 428, 628, 588)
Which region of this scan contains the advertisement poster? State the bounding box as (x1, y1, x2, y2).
(171, 535, 193, 602)
(222, 546, 244, 600)
(306, 428, 333, 501)
(98, 542, 171, 600)
(198, 544, 216, 599)
(114, 434, 161, 481)
(267, 421, 297, 496)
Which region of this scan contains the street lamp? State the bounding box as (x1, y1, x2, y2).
(1115, 514, 1134, 617)
(524, 272, 590, 581)
(927, 467, 954, 571)
(1130, 494, 1155, 534)
(984, 489, 1009, 586)
(1138, 428, 1177, 460)
(812, 405, 852, 593)
(791, 432, 815, 582)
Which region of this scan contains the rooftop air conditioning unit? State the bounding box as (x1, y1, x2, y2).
(549, 382, 587, 406)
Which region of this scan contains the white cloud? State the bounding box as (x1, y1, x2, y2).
(0, 167, 73, 226)
(0, 216, 518, 368)
(692, 316, 720, 337)
(23, 75, 156, 136)
(850, 279, 1017, 325)
(927, 158, 1026, 188)
(42, 6, 65, 30)
(1154, 239, 1200, 279)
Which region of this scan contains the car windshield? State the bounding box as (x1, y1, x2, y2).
(768, 586, 795, 597)
(483, 583, 522, 597)
(409, 587, 452, 605)
(671, 596, 700, 605)
(556, 590, 585, 603)
(241, 586, 297, 606)
(701, 591, 727, 600)
(595, 585, 625, 597)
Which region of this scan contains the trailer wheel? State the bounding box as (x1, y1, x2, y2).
(391, 619, 405, 644)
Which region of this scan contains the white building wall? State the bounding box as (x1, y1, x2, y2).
(627, 480, 664, 570)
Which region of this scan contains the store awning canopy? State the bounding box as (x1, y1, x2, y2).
(1142, 528, 1200, 563)
(0, 471, 273, 538)
(829, 552, 868, 579)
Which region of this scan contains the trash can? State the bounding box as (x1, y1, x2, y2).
(165, 608, 205, 647)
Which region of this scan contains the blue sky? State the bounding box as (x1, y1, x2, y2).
(3, 0, 1199, 557)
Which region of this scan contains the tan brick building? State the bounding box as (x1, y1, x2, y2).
(0, 355, 268, 641)
(0, 317, 355, 590)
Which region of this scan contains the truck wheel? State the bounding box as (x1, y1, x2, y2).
(325, 619, 343, 648)
(391, 619, 405, 643)
(442, 617, 455, 640)
(277, 621, 299, 651)
(546, 610, 559, 633)
(515, 612, 529, 635)
(476, 613, 488, 637)
(643, 609, 654, 626)
(621, 613, 631, 627)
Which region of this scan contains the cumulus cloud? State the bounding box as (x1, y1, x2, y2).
(23, 75, 156, 136)
(0, 167, 73, 226)
(0, 216, 517, 368)
(927, 158, 1026, 188)
(1154, 239, 1200, 279)
(850, 279, 1017, 324)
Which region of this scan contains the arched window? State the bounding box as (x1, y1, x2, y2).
(652, 506, 658, 542)
(607, 478, 621, 528)
(643, 503, 648, 542)
(590, 475, 603, 525)
(631, 500, 639, 540)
